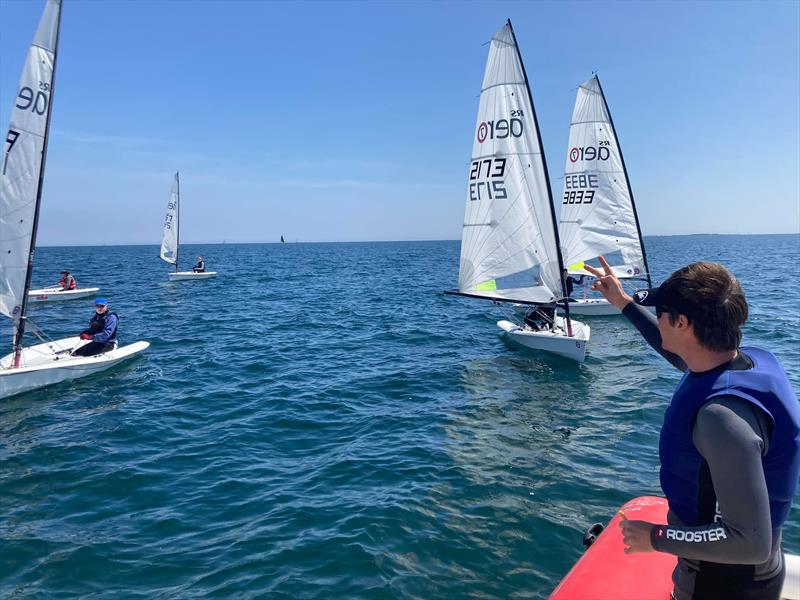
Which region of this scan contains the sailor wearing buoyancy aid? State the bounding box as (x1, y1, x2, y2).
(586, 257, 800, 600)
(58, 270, 76, 290)
(72, 297, 119, 357)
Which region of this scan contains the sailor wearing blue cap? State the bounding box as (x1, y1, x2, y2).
(72, 297, 119, 357)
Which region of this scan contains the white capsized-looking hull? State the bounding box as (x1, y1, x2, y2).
(168, 271, 217, 281)
(27, 287, 100, 302)
(0, 336, 149, 399)
(498, 316, 590, 362)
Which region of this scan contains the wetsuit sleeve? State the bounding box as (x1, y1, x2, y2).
(650, 395, 773, 563)
(621, 302, 687, 372)
(93, 314, 118, 344)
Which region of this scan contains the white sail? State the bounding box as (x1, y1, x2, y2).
(558, 76, 649, 282)
(0, 0, 62, 321)
(160, 172, 179, 265)
(457, 23, 562, 304)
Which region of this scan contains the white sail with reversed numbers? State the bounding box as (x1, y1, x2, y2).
(457, 23, 563, 304)
(558, 76, 650, 283)
(0, 0, 150, 397)
(0, 0, 61, 321)
(160, 172, 179, 265)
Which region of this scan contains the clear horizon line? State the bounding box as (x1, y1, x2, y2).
(36, 231, 800, 248)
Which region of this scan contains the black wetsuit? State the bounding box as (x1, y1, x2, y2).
(622, 303, 788, 600)
(193, 260, 205, 273)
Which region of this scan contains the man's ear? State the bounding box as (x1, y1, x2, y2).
(677, 314, 691, 330)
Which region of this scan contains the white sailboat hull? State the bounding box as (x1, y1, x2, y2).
(168, 271, 217, 281)
(0, 336, 150, 399)
(498, 316, 590, 362)
(567, 298, 620, 316)
(27, 287, 100, 303)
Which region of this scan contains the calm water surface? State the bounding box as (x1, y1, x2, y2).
(1, 234, 798, 598)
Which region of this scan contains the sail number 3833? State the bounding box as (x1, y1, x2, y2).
(469, 158, 507, 201)
(563, 173, 598, 205)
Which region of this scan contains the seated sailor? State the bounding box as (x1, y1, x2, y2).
(524, 306, 556, 331)
(72, 297, 118, 357)
(192, 255, 205, 273)
(57, 270, 76, 290)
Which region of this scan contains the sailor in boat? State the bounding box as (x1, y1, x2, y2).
(192, 256, 205, 273)
(57, 270, 76, 290)
(587, 256, 799, 600)
(72, 298, 119, 357)
(562, 269, 585, 302)
(523, 305, 556, 332)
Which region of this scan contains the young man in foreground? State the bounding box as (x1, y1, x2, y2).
(585, 257, 800, 600)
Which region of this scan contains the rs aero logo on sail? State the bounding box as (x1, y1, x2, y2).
(477, 111, 524, 143)
(569, 140, 612, 163)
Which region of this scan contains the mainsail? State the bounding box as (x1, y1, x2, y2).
(457, 21, 564, 304)
(160, 172, 179, 267)
(0, 0, 62, 338)
(558, 76, 651, 285)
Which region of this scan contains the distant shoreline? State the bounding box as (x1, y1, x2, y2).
(37, 232, 800, 248)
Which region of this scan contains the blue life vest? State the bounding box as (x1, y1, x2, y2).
(659, 347, 800, 528)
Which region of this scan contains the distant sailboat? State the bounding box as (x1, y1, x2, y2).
(27, 282, 100, 303)
(160, 172, 217, 280)
(0, 0, 149, 399)
(281, 235, 285, 243)
(28, 269, 99, 303)
(558, 75, 652, 316)
(446, 20, 590, 362)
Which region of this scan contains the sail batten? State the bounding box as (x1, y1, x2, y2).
(559, 76, 650, 283)
(456, 22, 562, 305)
(0, 0, 62, 336)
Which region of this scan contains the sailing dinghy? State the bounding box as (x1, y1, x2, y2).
(558, 75, 652, 316)
(446, 20, 590, 362)
(0, 0, 149, 400)
(160, 172, 217, 280)
(28, 286, 100, 303)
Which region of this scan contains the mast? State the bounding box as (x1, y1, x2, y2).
(594, 75, 652, 287)
(506, 19, 573, 335)
(12, 1, 63, 367)
(175, 171, 180, 272)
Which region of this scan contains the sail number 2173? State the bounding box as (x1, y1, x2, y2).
(469, 158, 507, 201)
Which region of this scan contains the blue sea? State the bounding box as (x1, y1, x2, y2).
(1, 234, 799, 598)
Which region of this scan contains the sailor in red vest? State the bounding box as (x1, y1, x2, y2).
(586, 257, 799, 600)
(57, 270, 76, 290)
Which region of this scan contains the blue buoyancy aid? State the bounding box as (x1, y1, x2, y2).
(659, 347, 800, 528)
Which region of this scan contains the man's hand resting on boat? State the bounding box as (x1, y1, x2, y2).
(620, 519, 655, 554)
(584, 256, 633, 310)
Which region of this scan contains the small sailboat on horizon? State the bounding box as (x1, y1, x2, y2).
(0, 0, 149, 399)
(558, 75, 652, 316)
(160, 172, 217, 281)
(446, 20, 590, 362)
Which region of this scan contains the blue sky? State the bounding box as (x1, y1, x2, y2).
(1, 0, 798, 245)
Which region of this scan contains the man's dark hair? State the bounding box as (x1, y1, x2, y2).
(661, 262, 748, 352)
